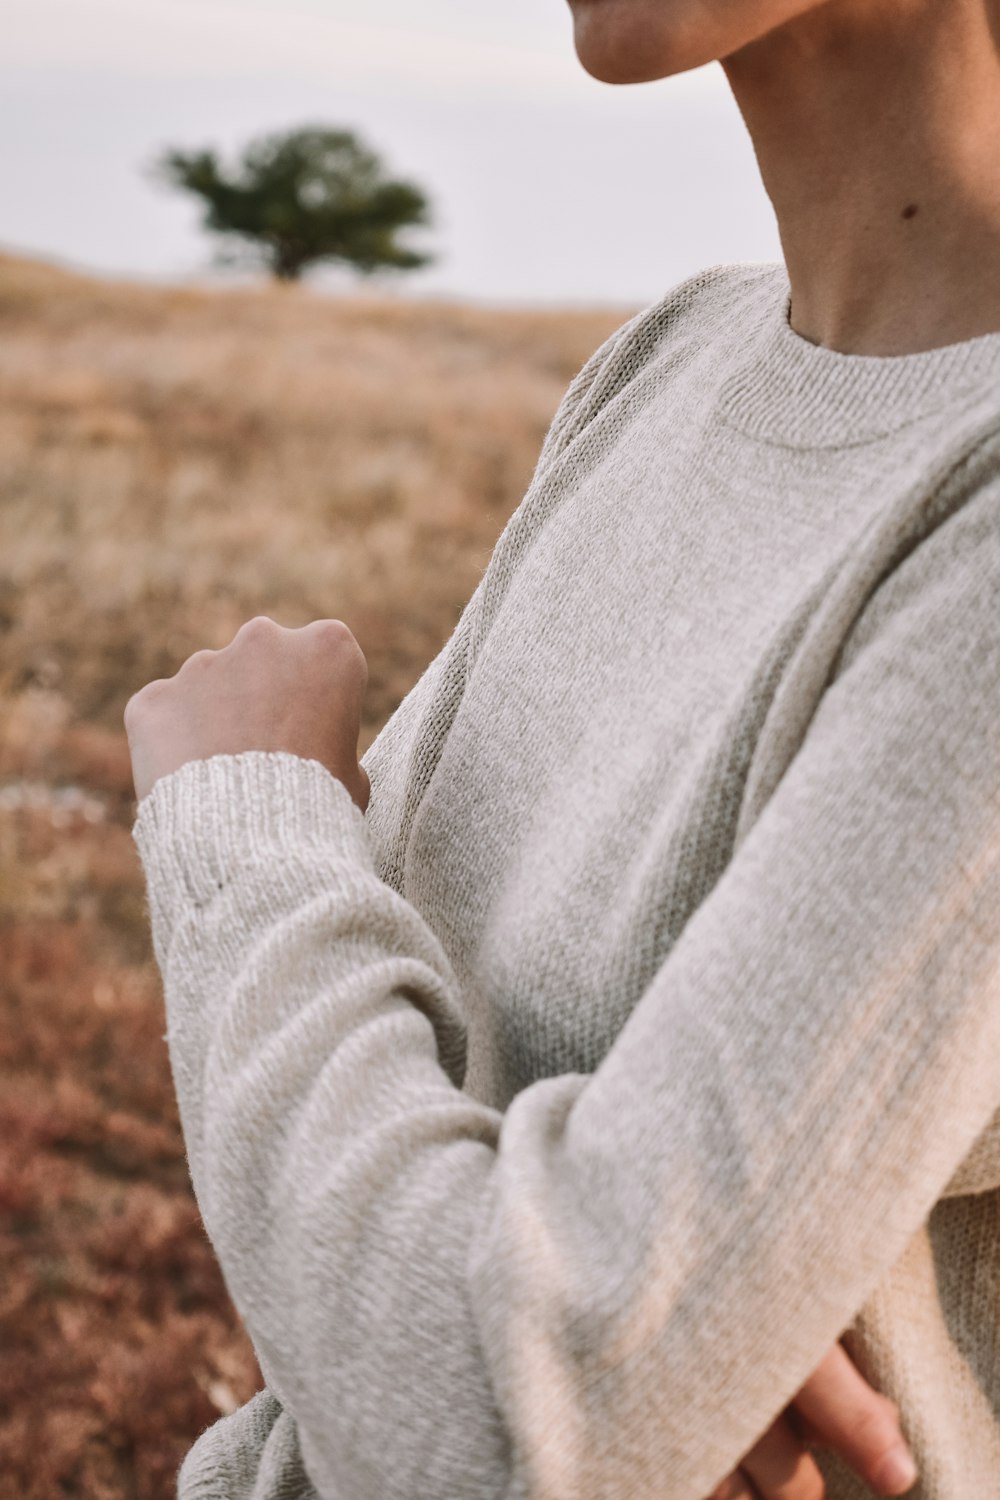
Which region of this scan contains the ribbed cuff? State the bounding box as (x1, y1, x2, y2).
(131, 751, 372, 943)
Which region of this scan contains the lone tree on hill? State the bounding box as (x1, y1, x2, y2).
(154, 125, 434, 283)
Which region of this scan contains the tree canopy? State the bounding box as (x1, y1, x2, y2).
(155, 126, 435, 283)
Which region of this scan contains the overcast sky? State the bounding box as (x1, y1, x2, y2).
(2, 0, 783, 307)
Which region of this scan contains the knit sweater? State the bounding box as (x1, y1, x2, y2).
(133, 261, 1000, 1500)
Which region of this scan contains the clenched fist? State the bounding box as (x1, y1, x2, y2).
(124, 615, 371, 810)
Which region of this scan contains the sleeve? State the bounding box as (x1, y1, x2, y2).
(159, 302, 656, 1499)
(132, 479, 1000, 1500)
(530, 316, 634, 475)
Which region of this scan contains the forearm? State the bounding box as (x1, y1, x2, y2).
(136, 752, 513, 1499)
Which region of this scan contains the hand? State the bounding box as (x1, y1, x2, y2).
(124, 615, 371, 811)
(705, 1342, 917, 1499)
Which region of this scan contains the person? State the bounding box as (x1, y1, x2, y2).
(124, 0, 1000, 1495)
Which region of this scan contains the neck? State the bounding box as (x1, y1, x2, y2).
(722, 0, 1000, 356)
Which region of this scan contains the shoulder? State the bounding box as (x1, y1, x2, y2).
(538, 261, 785, 471)
(603, 259, 785, 383)
(638, 259, 784, 334)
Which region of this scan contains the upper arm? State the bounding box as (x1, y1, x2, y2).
(466, 474, 1000, 1494)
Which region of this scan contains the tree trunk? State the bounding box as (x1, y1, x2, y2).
(270, 245, 305, 282)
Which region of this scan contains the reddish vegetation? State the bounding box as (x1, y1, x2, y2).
(0, 812, 262, 1498)
(0, 253, 630, 1497)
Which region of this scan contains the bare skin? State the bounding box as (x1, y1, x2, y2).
(125, 3, 1000, 1494)
(569, 0, 1000, 356)
(124, 617, 371, 811)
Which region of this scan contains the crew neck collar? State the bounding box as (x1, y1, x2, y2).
(716, 265, 1000, 450)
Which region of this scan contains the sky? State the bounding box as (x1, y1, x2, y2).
(2, 0, 784, 308)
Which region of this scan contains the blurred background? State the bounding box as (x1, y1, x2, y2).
(0, 3, 780, 1495)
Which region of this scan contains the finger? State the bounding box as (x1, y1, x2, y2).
(740, 1413, 824, 1500)
(303, 617, 353, 640)
(179, 648, 216, 672)
(707, 1472, 759, 1500)
(124, 685, 156, 730)
(235, 614, 278, 637)
(785, 1404, 828, 1451)
(793, 1344, 917, 1495)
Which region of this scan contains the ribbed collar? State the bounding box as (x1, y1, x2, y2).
(716, 264, 1000, 450)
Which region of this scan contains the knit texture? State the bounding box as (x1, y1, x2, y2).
(132, 262, 1000, 1499)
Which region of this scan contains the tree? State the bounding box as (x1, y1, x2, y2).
(154, 126, 435, 283)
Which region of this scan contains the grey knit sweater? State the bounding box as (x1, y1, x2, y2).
(133, 262, 1000, 1500)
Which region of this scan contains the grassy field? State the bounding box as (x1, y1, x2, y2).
(0, 251, 632, 1498)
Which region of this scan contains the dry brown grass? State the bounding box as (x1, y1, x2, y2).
(0, 251, 632, 1497)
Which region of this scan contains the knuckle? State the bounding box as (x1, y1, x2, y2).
(237, 614, 276, 639)
(124, 680, 162, 723)
(180, 648, 214, 671)
(312, 618, 367, 672)
(313, 616, 353, 642)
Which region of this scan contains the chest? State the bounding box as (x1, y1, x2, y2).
(397, 421, 879, 1105)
